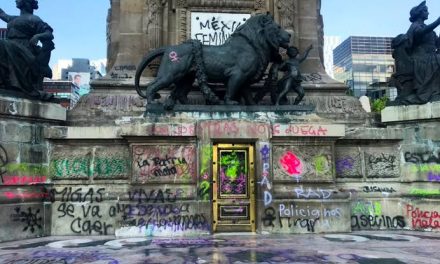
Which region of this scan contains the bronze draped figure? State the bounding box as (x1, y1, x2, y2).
(0, 0, 55, 101)
(390, 1, 440, 105)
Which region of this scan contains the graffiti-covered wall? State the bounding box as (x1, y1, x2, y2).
(49, 141, 210, 237)
(2, 94, 440, 241)
(259, 140, 350, 234)
(0, 96, 66, 242)
(41, 113, 440, 237)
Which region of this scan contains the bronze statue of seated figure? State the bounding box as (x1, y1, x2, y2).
(0, 0, 55, 101)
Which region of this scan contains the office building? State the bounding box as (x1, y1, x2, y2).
(51, 58, 105, 103)
(52, 58, 104, 80)
(323, 36, 341, 78)
(90, 59, 107, 76)
(51, 59, 74, 80)
(333, 36, 395, 99)
(60, 58, 102, 81)
(49, 58, 105, 108)
(42, 80, 73, 109)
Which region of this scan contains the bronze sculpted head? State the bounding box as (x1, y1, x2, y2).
(409, 1, 427, 22)
(16, 0, 39, 12)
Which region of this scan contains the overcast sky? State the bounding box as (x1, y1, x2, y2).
(1, 0, 439, 67)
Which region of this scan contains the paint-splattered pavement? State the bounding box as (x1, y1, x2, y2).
(0, 231, 439, 264)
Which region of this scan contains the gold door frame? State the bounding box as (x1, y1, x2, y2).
(212, 143, 256, 232)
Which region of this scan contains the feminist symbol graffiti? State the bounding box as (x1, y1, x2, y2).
(260, 145, 269, 159)
(279, 151, 302, 176)
(169, 51, 180, 62)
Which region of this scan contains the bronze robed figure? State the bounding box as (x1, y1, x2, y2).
(390, 1, 440, 105)
(0, 0, 54, 101)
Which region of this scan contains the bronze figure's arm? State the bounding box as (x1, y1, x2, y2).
(298, 45, 313, 64)
(30, 30, 54, 45)
(279, 61, 288, 71)
(0, 8, 14, 23)
(416, 17, 440, 37)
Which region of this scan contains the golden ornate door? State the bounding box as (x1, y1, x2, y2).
(213, 144, 256, 232)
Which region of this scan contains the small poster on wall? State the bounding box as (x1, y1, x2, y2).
(68, 72, 90, 108)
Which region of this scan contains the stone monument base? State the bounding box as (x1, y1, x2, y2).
(69, 78, 369, 127)
(0, 95, 66, 242)
(47, 107, 350, 236)
(382, 101, 440, 124)
(145, 104, 315, 114)
(4, 81, 439, 238)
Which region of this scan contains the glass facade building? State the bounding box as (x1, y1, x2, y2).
(324, 36, 342, 78)
(333, 36, 395, 98)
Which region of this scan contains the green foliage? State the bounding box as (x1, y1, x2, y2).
(371, 97, 388, 112)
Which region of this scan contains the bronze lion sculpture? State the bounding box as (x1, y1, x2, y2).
(135, 14, 291, 109)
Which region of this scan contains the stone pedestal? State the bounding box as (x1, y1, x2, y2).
(34, 85, 440, 237)
(378, 103, 440, 232)
(52, 79, 376, 237)
(69, 78, 369, 127)
(47, 105, 353, 236)
(0, 96, 66, 242)
(382, 102, 440, 124)
(3, 0, 439, 242)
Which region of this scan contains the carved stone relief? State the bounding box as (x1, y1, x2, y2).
(255, 0, 266, 10)
(176, 0, 187, 7)
(275, 0, 298, 47)
(144, 0, 167, 52)
(277, 0, 296, 31)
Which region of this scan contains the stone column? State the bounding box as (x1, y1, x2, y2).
(144, 0, 166, 52)
(275, 0, 337, 83)
(296, 0, 325, 74)
(275, 0, 299, 47)
(106, 0, 120, 73)
(107, 0, 163, 81)
(142, 0, 167, 75)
